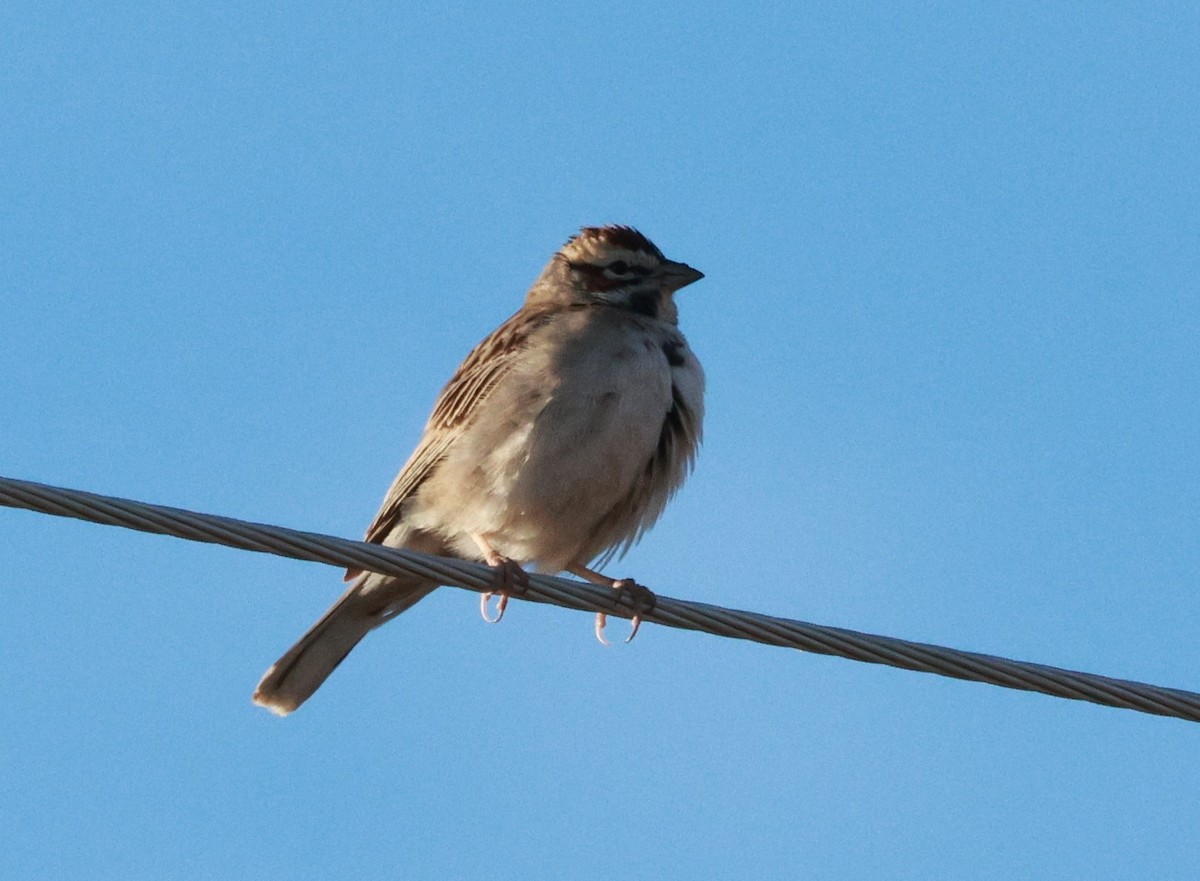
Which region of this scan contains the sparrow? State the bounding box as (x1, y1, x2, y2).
(253, 225, 705, 715)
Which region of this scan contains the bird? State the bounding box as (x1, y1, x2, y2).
(252, 225, 705, 715)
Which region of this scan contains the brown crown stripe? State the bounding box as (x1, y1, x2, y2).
(569, 225, 664, 260)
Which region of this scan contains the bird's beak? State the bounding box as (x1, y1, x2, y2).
(660, 260, 705, 292)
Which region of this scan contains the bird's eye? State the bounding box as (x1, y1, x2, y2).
(607, 260, 630, 275)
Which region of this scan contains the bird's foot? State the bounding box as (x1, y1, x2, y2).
(594, 578, 657, 646)
(480, 555, 530, 624)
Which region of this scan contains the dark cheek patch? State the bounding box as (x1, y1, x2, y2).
(572, 263, 625, 292)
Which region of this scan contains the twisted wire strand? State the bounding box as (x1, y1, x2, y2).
(2, 474, 1197, 722)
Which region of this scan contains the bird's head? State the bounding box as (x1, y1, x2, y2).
(528, 225, 703, 322)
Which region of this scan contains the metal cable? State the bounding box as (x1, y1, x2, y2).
(2, 474, 1197, 722)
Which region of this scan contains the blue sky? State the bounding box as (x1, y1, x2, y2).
(3, 2, 1198, 878)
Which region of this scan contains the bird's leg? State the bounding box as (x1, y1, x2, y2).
(566, 563, 657, 645)
(471, 533, 529, 623)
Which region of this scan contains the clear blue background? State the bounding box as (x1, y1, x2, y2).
(3, 3, 1198, 878)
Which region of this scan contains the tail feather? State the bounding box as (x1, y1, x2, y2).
(253, 575, 434, 715)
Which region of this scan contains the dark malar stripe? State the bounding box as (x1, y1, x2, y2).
(626, 291, 659, 318)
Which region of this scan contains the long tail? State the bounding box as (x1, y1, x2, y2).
(253, 574, 435, 715)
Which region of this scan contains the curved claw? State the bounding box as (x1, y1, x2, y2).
(477, 553, 528, 625)
(593, 579, 656, 645)
(594, 612, 611, 647)
(480, 591, 508, 624)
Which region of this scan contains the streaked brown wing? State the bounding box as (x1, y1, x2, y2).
(354, 306, 556, 555)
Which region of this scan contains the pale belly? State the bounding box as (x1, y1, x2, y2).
(415, 324, 674, 572)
